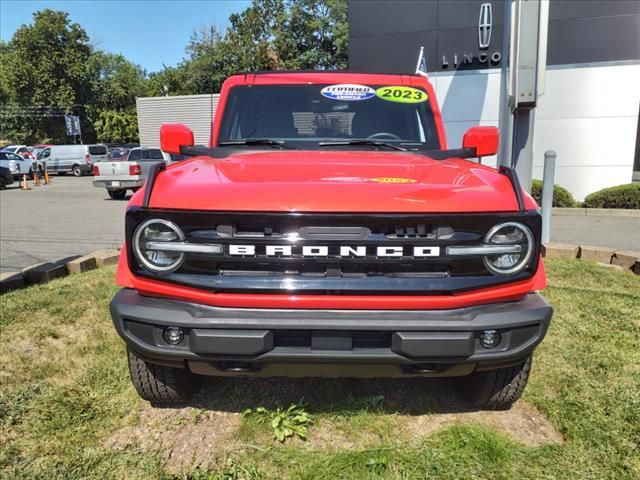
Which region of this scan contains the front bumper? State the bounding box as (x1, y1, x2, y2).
(110, 289, 552, 378)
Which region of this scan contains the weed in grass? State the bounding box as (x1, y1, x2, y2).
(242, 401, 312, 442)
(364, 453, 388, 474)
(179, 459, 262, 480)
(360, 394, 385, 411)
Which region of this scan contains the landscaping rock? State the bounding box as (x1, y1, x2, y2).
(611, 250, 640, 270)
(0, 272, 25, 293)
(66, 254, 98, 274)
(22, 261, 67, 285)
(579, 245, 615, 264)
(93, 249, 120, 267)
(543, 243, 580, 259)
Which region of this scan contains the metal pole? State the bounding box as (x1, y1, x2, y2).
(541, 150, 556, 244)
(497, 0, 513, 168)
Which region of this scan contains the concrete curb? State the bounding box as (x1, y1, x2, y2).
(552, 207, 640, 217)
(542, 243, 640, 275)
(0, 249, 120, 294)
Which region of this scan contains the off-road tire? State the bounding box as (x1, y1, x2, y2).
(72, 165, 82, 177)
(127, 349, 200, 405)
(107, 189, 127, 200)
(0, 176, 6, 190)
(454, 355, 532, 410)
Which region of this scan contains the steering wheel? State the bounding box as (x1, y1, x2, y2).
(367, 132, 402, 141)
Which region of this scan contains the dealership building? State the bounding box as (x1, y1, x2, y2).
(137, 0, 640, 200)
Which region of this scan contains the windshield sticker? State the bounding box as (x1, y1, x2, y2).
(321, 84, 376, 101)
(375, 86, 428, 104)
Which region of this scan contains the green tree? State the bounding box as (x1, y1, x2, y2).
(90, 52, 147, 110)
(284, 0, 348, 69)
(93, 109, 138, 143)
(0, 9, 96, 143)
(178, 0, 349, 94)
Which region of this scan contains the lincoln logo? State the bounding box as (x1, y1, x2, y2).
(229, 245, 440, 258)
(441, 2, 500, 69)
(478, 3, 492, 49)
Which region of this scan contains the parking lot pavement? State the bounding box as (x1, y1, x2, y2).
(551, 214, 639, 251)
(1, 176, 638, 273)
(0, 176, 129, 273)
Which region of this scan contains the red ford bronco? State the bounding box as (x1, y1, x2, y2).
(110, 72, 551, 409)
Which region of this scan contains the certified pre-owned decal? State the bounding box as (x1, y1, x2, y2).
(375, 86, 428, 103)
(321, 84, 376, 101)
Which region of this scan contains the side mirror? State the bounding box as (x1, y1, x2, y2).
(160, 124, 194, 154)
(462, 126, 499, 157)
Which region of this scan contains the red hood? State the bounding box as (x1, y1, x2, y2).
(139, 150, 531, 213)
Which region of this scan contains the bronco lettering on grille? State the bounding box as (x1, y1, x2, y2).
(228, 245, 440, 257)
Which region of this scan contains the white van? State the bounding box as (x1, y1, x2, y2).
(37, 144, 108, 176)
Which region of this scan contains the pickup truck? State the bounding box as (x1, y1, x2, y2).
(110, 72, 552, 409)
(92, 147, 178, 199)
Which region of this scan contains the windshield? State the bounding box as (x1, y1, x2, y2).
(218, 84, 440, 150)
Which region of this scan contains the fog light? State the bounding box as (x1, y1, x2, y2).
(163, 327, 184, 345)
(480, 329, 501, 349)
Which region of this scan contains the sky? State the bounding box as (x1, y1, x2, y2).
(0, 0, 251, 72)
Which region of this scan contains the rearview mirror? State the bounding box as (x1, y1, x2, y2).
(160, 124, 194, 154)
(462, 126, 499, 157)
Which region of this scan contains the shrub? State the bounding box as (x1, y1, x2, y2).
(530, 179, 576, 207)
(583, 183, 640, 209)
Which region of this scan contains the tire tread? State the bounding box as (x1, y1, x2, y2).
(454, 355, 532, 410)
(127, 349, 199, 405)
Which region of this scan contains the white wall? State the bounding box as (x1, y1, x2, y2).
(432, 62, 640, 200)
(136, 94, 219, 148)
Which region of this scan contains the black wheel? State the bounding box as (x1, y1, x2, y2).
(0, 176, 6, 190)
(107, 189, 127, 200)
(72, 165, 82, 177)
(453, 355, 532, 410)
(127, 348, 200, 405)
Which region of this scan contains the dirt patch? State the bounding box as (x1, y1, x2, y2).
(407, 401, 563, 446)
(104, 378, 562, 473)
(106, 406, 241, 473)
(298, 418, 386, 450)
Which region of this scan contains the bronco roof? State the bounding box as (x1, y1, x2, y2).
(228, 70, 429, 86)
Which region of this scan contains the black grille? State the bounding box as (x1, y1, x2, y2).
(126, 209, 542, 294)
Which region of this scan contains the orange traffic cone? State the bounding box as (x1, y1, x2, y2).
(21, 174, 31, 190)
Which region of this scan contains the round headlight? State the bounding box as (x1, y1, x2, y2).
(133, 219, 185, 273)
(483, 222, 534, 275)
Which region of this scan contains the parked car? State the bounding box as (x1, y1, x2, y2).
(31, 144, 52, 159)
(109, 71, 552, 410)
(0, 151, 40, 179)
(93, 147, 181, 199)
(0, 165, 14, 189)
(37, 144, 108, 176)
(107, 148, 129, 160)
(1, 145, 35, 160)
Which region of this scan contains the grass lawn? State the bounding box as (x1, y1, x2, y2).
(1, 259, 638, 479)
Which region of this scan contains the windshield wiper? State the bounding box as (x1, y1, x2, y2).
(218, 139, 294, 149)
(318, 140, 406, 151)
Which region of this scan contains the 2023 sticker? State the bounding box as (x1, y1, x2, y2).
(375, 86, 428, 104)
